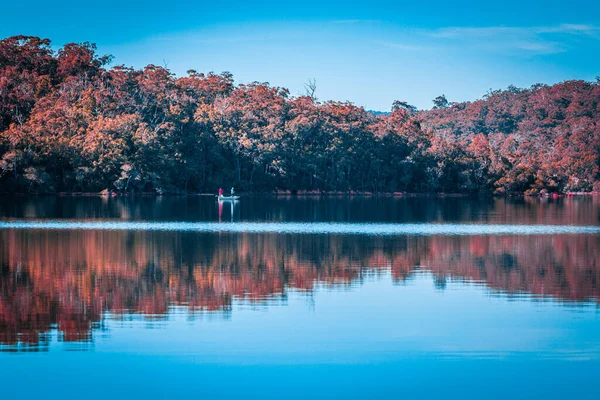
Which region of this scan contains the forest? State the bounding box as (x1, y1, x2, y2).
(0, 35, 599, 195)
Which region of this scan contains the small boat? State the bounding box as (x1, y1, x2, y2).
(217, 195, 240, 201)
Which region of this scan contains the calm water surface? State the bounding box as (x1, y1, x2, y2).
(0, 195, 599, 398)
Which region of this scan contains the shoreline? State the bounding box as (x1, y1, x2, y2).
(0, 191, 597, 198)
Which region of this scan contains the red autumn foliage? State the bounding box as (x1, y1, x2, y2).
(0, 36, 598, 194)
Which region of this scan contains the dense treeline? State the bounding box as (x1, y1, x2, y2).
(0, 35, 598, 194)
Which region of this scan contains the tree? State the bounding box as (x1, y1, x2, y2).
(391, 100, 417, 114)
(56, 42, 112, 79)
(0, 35, 598, 195)
(432, 95, 449, 109)
(303, 78, 317, 100)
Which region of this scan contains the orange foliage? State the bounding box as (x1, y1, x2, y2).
(0, 36, 598, 194)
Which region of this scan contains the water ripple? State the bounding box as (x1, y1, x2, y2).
(1, 220, 600, 235)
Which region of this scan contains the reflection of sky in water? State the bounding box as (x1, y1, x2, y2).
(1, 197, 599, 398)
(3, 273, 600, 398)
(28, 273, 600, 360)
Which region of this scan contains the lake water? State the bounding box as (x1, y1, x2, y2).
(1, 195, 599, 398)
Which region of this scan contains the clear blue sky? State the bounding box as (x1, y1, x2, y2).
(1, 0, 599, 110)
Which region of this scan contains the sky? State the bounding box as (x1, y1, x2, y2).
(1, 0, 599, 110)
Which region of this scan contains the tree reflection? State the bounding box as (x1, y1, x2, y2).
(0, 230, 598, 348)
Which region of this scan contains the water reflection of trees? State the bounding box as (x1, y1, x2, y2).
(0, 230, 598, 348)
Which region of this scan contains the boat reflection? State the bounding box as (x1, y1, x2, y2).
(218, 198, 239, 222)
(0, 230, 598, 349)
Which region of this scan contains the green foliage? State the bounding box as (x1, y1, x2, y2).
(432, 95, 449, 110)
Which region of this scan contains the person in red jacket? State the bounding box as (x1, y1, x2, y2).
(218, 188, 223, 196)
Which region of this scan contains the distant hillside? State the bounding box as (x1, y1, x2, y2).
(0, 35, 598, 194)
(418, 82, 600, 194)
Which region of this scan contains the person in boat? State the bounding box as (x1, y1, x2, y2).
(218, 188, 223, 197)
(231, 187, 235, 196)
